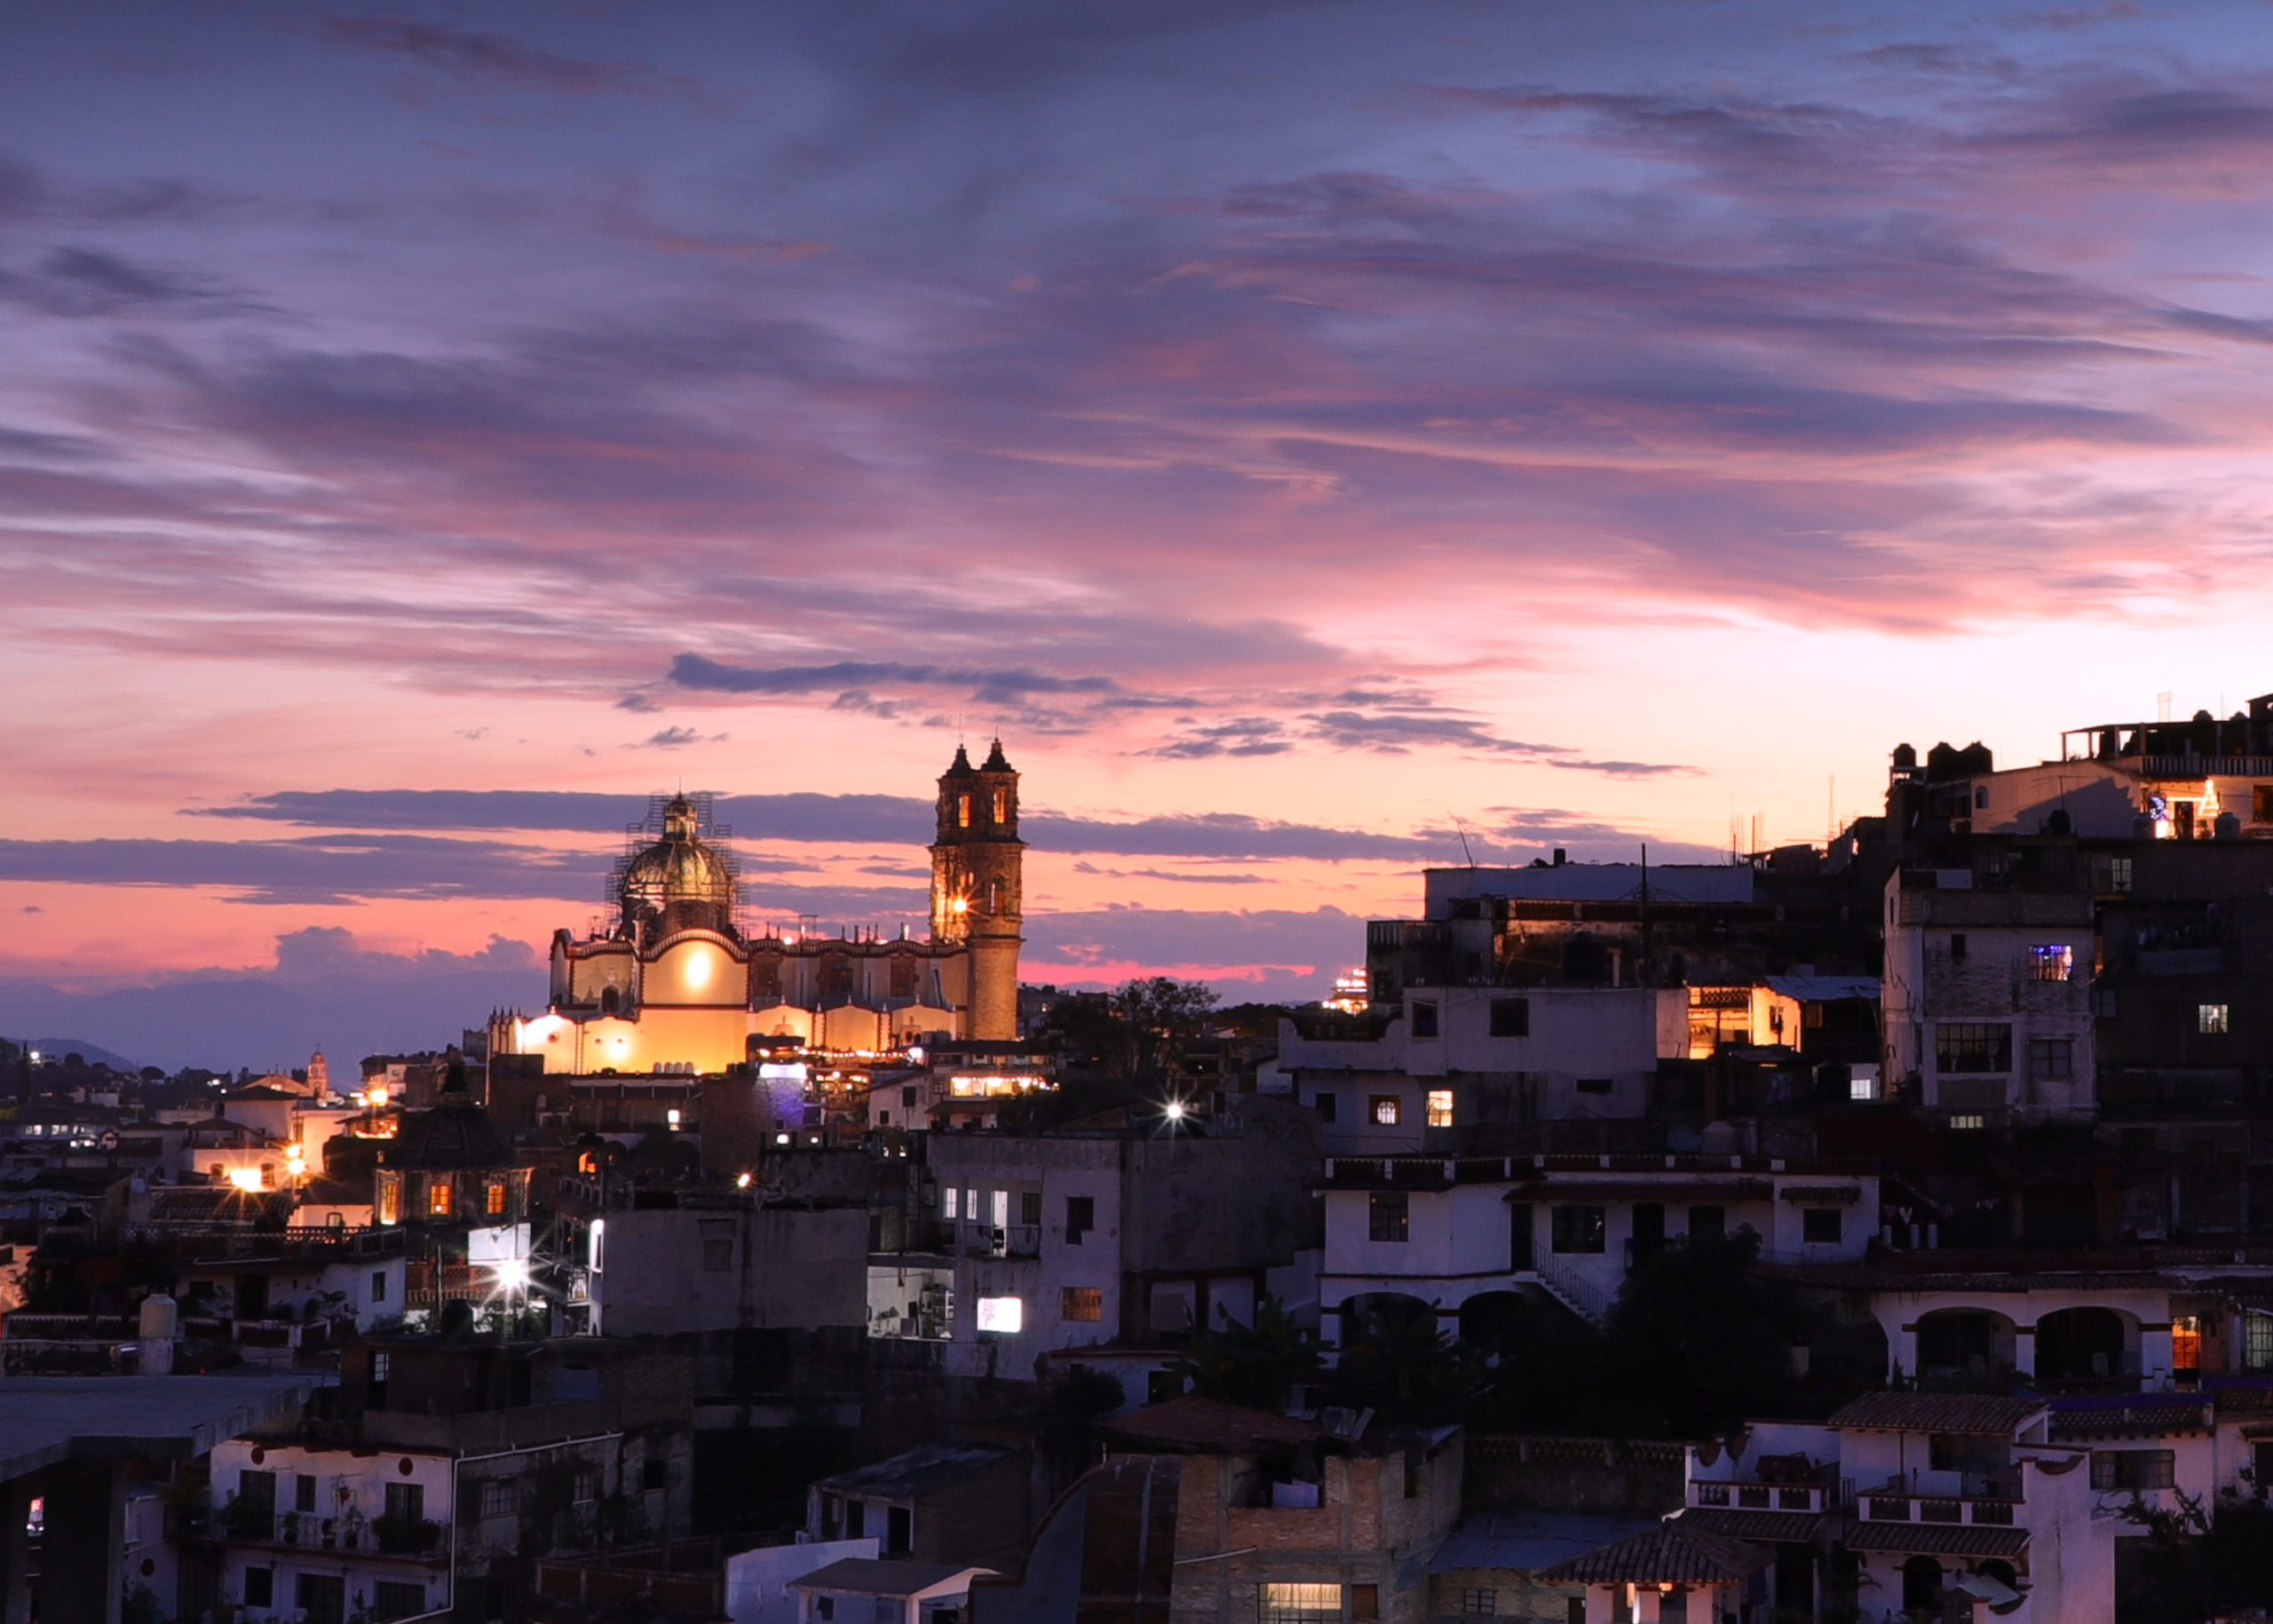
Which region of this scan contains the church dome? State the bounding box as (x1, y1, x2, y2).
(620, 795, 737, 939)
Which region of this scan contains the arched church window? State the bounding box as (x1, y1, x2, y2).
(992, 789, 1007, 823)
(957, 795, 970, 828)
(600, 986, 620, 1017)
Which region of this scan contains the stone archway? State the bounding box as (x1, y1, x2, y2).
(2035, 1307, 2134, 1382)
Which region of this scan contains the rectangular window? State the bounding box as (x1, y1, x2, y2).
(296, 1473, 318, 1513)
(1935, 1023, 2012, 1073)
(574, 1470, 600, 1505)
(371, 1269, 388, 1303)
(1951, 932, 1968, 962)
(942, 1187, 958, 1219)
(1066, 1194, 1094, 1243)
(297, 1573, 345, 1624)
(2029, 1039, 2074, 1081)
(378, 1182, 400, 1224)
(993, 789, 1007, 823)
(1409, 1000, 1439, 1038)
(1061, 1287, 1103, 1322)
(1802, 1208, 1841, 1245)
(479, 1478, 518, 1520)
(1461, 1591, 1499, 1617)
(975, 1295, 1023, 1334)
(371, 1581, 425, 1621)
(1426, 1089, 1454, 1129)
(243, 1569, 273, 1609)
(2245, 1312, 2273, 1371)
(486, 1177, 507, 1216)
(2172, 1316, 2200, 1374)
(1351, 1586, 1379, 1621)
(957, 795, 970, 828)
(1368, 1190, 1410, 1243)
(372, 1582, 426, 1621)
(2091, 1451, 2175, 1492)
(2199, 1003, 2231, 1035)
(1575, 1076, 1612, 1095)
(701, 1238, 733, 1271)
(1370, 1095, 1402, 1127)
(991, 1189, 1010, 1230)
(2028, 945, 2074, 981)
(237, 1469, 276, 1523)
(1551, 1205, 1607, 1254)
(1950, 1114, 1986, 1130)
(1021, 1191, 1043, 1227)
(385, 1482, 424, 1527)
(901, 1085, 917, 1107)
(1257, 1584, 1342, 1624)
(1313, 1091, 1337, 1123)
(1489, 997, 1530, 1038)
(427, 1181, 453, 1216)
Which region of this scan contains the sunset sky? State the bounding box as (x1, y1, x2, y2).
(9, 1, 2273, 1052)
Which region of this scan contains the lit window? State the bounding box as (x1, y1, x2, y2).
(1258, 1584, 1342, 1624)
(1949, 1114, 1986, 1130)
(975, 1295, 1023, 1334)
(2199, 1003, 2230, 1034)
(1426, 1089, 1453, 1129)
(992, 789, 1007, 823)
(1849, 1074, 1874, 1102)
(1368, 1191, 1409, 1243)
(2173, 1316, 2201, 1374)
(942, 1188, 958, 1219)
(485, 1178, 507, 1216)
(1370, 1095, 1401, 1127)
(1061, 1287, 1103, 1322)
(378, 1183, 400, 1225)
(427, 1182, 453, 1217)
(957, 795, 970, 828)
(2028, 945, 2073, 981)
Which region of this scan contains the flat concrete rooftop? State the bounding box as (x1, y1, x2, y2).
(0, 1374, 314, 1482)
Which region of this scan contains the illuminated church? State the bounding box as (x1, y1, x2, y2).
(490, 742, 1024, 1073)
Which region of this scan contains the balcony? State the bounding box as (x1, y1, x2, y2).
(1688, 1477, 1851, 1516)
(1861, 1470, 2024, 1528)
(206, 1507, 450, 1562)
(956, 1224, 1041, 1259)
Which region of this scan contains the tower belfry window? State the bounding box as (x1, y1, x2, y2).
(957, 795, 970, 828)
(992, 789, 1007, 823)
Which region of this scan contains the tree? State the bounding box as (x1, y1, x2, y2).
(1329, 1299, 1480, 1426)
(1589, 1229, 1811, 1437)
(1170, 1295, 1321, 1412)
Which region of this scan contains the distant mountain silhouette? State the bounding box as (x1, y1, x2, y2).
(0, 940, 545, 1073)
(7, 1038, 144, 1073)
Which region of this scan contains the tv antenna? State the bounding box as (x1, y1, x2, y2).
(1449, 814, 1477, 868)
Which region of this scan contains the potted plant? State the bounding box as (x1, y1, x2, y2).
(281, 1509, 300, 1544)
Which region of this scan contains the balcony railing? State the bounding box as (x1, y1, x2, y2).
(209, 1508, 449, 1559)
(1863, 1471, 2024, 1526)
(1689, 1478, 1850, 1514)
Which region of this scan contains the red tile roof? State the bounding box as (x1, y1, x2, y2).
(1847, 1523, 2030, 1558)
(1535, 1523, 1773, 1586)
(1828, 1393, 2047, 1436)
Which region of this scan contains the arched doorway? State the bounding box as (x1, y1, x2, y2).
(1337, 1292, 1437, 1351)
(1458, 1291, 1529, 1356)
(1902, 1557, 1944, 1615)
(2035, 1307, 2131, 1381)
(1917, 1310, 2016, 1381)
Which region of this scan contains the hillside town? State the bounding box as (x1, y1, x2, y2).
(7, 713, 2273, 1624)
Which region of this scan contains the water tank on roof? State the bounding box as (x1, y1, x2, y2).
(139, 1293, 178, 1341)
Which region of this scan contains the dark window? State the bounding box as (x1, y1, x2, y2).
(1313, 1091, 1337, 1123)
(1370, 1095, 1401, 1126)
(384, 1482, 427, 1541)
(1369, 1191, 1410, 1243)
(901, 1086, 917, 1107)
(1802, 1208, 1842, 1245)
(1489, 998, 1530, 1038)
(237, 1470, 275, 1524)
(370, 1270, 387, 1303)
(295, 1474, 317, 1513)
(1409, 1000, 1439, 1038)
(1689, 1205, 1724, 1241)
(819, 1598, 836, 1621)
(1567, 1603, 1585, 1624)
(1021, 1191, 1042, 1227)
(1066, 1194, 1095, 1243)
(1552, 1205, 1606, 1254)
(845, 1501, 864, 1539)
(1461, 1590, 1497, 1616)
(1575, 1076, 1612, 1095)
(1951, 933, 1968, 963)
(1351, 1585, 1380, 1620)
(243, 1569, 273, 1609)
(2029, 1039, 2073, 1081)
(1936, 1023, 2012, 1073)
(372, 1582, 426, 1620)
(888, 1505, 911, 1555)
(1509, 1203, 1533, 1271)
(2092, 1451, 2175, 1491)
(479, 1478, 515, 1520)
(297, 1573, 345, 1624)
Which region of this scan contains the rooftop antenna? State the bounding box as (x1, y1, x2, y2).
(1450, 813, 1477, 868)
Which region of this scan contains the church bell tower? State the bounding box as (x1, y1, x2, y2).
(931, 740, 1024, 1041)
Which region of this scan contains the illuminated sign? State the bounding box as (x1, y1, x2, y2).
(975, 1296, 1024, 1335)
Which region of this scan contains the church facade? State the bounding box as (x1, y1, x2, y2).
(490, 742, 1025, 1073)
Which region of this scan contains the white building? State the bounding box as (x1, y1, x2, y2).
(1318, 1154, 1877, 1345)
(202, 1437, 455, 1623)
